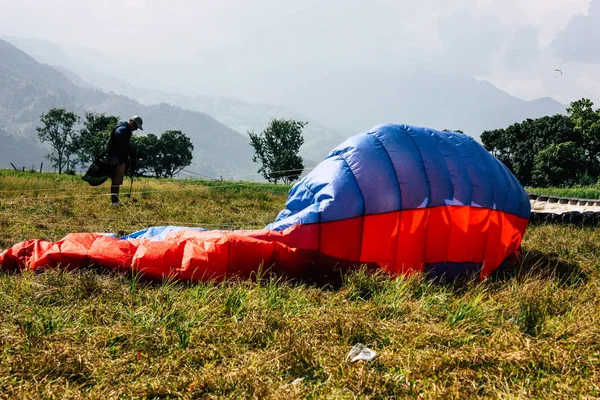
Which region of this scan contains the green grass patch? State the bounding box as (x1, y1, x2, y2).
(527, 184, 600, 199)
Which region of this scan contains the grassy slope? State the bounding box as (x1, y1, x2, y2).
(0, 170, 599, 399)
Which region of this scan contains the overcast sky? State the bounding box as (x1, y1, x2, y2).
(1, 0, 599, 104)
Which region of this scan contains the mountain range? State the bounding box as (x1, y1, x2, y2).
(0, 38, 257, 177)
(1, 35, 569, 177)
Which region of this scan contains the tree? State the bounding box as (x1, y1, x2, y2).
(532, 142, 587, 187)
(481, 128, 508, 159)
(75, 112, 119, 168)
(156, 130, 194, 178)
(249, 119, 306, 184)
(132, 133, 160, 177)
(36, 108, 79, 174)
(481, 115, 577, 186)
(132, 130, 193, 178)
(567, 98, 600, 177)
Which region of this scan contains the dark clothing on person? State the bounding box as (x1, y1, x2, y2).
(107, 121, 135, 164)
(107, 121, 136, 205)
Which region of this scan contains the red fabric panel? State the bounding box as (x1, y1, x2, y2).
(0, 206, 529, 281)
(226, 234, 275, 278)
(483, 211, 502, 275)
(396, 208, 428, 275)
(0, 239, 54, 270)
(179, 236, 230, 281)
(465, 208, 490, 263)
(447, 206, 471, 263)
(425, 206, 452, 264)
(32, 233, 96, 270)
(132, 239, 186, 281)
(274, 245, 311, 278)
(479, 212, 529, 278)
(360, 211, 399, 272)
(88, 235, 137, 271)
(319, 217, 363, 261)
(276, 224, 320, 251)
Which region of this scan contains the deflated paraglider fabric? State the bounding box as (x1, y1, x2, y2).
(0, 124, 530, 281)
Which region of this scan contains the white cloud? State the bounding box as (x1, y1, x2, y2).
(476, 0, 590, 46)
(552, 0, 600, 63)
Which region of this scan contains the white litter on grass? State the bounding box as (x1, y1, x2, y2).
(346, 343, 377, 363)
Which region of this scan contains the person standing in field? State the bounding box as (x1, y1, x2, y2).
(107, 116, 143, 206)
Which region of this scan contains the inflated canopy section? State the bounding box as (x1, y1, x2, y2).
(0, 124, 530, 281)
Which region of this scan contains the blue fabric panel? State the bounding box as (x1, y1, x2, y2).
(370, 124, 429, 209)
(317, 156, 364, 222)
(494, 157, 522, 215)
(504, 160, 531, 218)
(428, 129, 472, 206)
(445, 133, 494, 208)
(472, 143, 510, 211)
(331, 133, 401, 214)
(406, 127, 454, 207)
(121, 226, 206, 241)
(271, 124, 530, 227)
(266, 203, 320, 231)
(281, 178, 318, 217)
(269, 156, 364, 229)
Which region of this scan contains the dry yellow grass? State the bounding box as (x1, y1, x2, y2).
(0, 170, 599, 399)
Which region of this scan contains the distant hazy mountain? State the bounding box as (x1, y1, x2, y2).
(1, 36, 347, 163)
(92, 61, 567, 140)
(3, 35, 568, 162)
(71, 82, 347, 164)
(233, 66, 568, 137)
(0, 35, 140, 94)
(0, 39, 256, 177)
(142, 94, 347, 163)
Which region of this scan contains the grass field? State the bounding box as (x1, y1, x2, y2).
(1, 170, 599, 399)
(527, 184, 600, 199)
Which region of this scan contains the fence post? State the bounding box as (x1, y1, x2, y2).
(40, 162, 43, 173)
(10, 163, 17, 171)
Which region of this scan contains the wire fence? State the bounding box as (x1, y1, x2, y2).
(1, 141, 318, 257)
(0, 166, 313, 196)
(0, 165, 303, 248)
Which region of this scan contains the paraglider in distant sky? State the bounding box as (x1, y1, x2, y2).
(0, 124, 531, 281)
(555, 69, 563, 78)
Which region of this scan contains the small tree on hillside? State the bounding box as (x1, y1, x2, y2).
(132, 133, 160, 177)
(132, 130, 193, 178)
(75, 112, 119, 168)
(156, 130, 194, 178)
(36, 108, 79, 174)
(249, 119, 306, 184)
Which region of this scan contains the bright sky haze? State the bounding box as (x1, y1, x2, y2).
(1, 0, 598, 104)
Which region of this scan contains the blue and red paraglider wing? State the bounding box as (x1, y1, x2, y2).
(0, 124, 530, 281)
